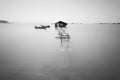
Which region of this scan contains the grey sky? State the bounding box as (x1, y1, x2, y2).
(0, 0, 120, 23)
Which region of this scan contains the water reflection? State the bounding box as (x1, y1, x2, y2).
(54, 25, 72, 68)
(55, 26, 71, 50)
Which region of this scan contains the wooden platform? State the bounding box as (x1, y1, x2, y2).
(55, 36, 71, 39)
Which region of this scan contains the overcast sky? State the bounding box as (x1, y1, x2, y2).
(0, 0, 120, 23)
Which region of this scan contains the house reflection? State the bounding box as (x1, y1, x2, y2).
(59, 35, 70, 49)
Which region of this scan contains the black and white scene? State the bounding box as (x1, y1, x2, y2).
(0, 0, 120, 80)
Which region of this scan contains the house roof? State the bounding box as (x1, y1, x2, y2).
(55, 21, 68, 25)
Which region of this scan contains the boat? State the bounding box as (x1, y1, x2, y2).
(35, 26, 46, 29)
(34, 25, 50, 29)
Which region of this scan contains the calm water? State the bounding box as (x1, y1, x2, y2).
(0, 23, 120, 80)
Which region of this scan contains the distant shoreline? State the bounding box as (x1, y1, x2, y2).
(0, 20, 120, 25)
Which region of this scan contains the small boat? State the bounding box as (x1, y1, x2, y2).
(35, 26, 46, 29)
(41, 25, 50, 28)
(34, 25, 50, 29)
